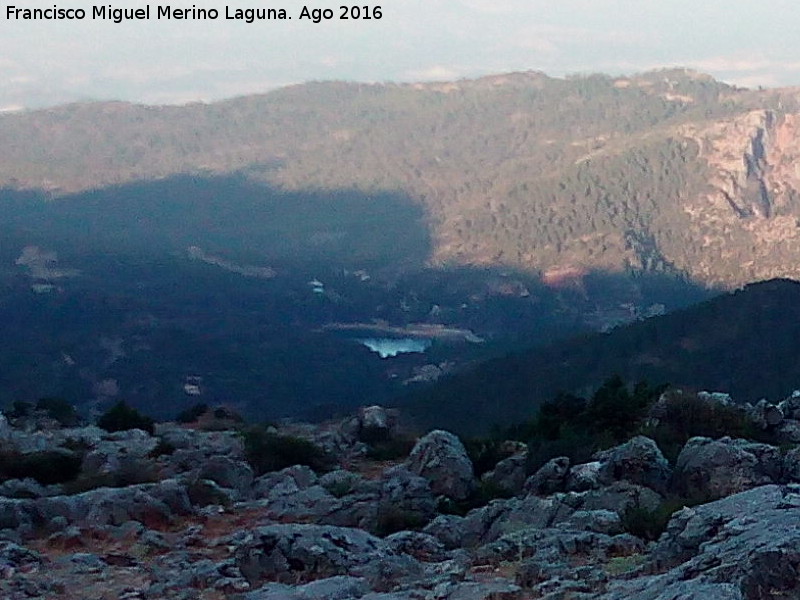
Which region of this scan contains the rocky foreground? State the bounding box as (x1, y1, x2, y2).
(1, 398, 800, 599)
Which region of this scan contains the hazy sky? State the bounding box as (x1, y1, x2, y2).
(2, 0, 800, 110)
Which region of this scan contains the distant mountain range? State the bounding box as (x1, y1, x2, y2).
(402, 278, 800, 434)
(3, 69, 800, 286)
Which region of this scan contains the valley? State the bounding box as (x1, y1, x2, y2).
(5, 68, 800, 425)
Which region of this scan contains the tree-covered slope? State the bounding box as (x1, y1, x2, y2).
(401, 279, 800, 434)
(4, 69, 800, 286)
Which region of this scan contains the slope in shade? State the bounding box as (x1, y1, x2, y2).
(0, 176, 432, 270)
(402, 279, 800, 435)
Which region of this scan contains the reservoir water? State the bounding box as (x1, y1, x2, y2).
(358, 337, 432, 358)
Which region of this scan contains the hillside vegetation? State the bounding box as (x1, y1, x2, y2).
(403, 278, 800, 434)
(4, 69, 800, 286)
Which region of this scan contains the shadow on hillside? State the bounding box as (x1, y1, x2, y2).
(0, 181, 736, 428)
(397, 277, 800, 436)
(0, 175, 432, 270)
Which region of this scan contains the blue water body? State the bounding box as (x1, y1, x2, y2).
(358, 337, 432, 358)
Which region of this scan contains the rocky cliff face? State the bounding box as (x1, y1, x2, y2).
(675, 106, 800, 284)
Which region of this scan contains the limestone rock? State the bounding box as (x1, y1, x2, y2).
(251, 466, 340, 522)
(749, 398, 784, 430)
(673, 437, 780, 500)
(600, 485, 800, 600)
(566, 461, 602, 492)
(481, 446, 528, 495)
(384, 530, 448, 562)
(525, 456, 570, 496)
(244, 575, 370, 600)
(198, 455, 254, 498)
(596, 436, 672, 494)
(405, 430, 475, 501)
(235, 523, 420, 588)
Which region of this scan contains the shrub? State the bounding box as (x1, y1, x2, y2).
(643, 391, 757, 461)
(621, 494, 708, 541)
(97, 401, 155, 434)
(148, 439, 176, 458)
(176, 403, 208, 424)
(242, 426, 334, 475)
(364, 437, 415, 461)
(585, 376, 662, 442)
(35, 397, 80, 427)
(357, 424, 415, 461)
(604, 554, 646, 576)
(6, 400, 31, 420)
(437, 479, 514, 516)
(358, 424, 393, 446)
(621, 504, 675, 542)
(326, 479, 355, 498)
(0, 450, 82, 485)
(63, 458, 160, 494)
(375, 507, 426, 536)
(463, 438, 514, 477)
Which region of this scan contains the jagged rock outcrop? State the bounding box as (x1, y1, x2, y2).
(235, 524, 422, 589)
(749, 398, 784, 430)
(566, 461, 603, 492)
(197, 455, 255, 499)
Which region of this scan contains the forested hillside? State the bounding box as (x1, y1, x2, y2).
(403, 279, 800, 434)
(4, 69, 800, 286)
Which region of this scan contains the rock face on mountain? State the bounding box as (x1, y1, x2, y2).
(1, 404, 800, 599)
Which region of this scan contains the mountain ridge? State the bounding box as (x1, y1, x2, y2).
(4, 68, 800, 286)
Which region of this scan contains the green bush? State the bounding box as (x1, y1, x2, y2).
(621, 494, 709, 541)
(36, 397, 80, 427)
(358, 424, 393, 446)
(5, 398, 80, 427)
(463, 438, 514, 477)
(63, 458, 160, 494)
(0, 450, 82, 485)
(148, 439, 176, 458)
(621, 504, 675, 542)
(643, 391, 758, 461)
(6, 400, 31, 420)
(502, 377, 667, 473)
(242, 426, 334, 475)
(604, 554, 646, 576)
(375, 507, 426, 536)
(364, 437, 415, 461)
(97, 401, 155, 434)
(437, 479, 514, 516)
(175, 403, 208, 424)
